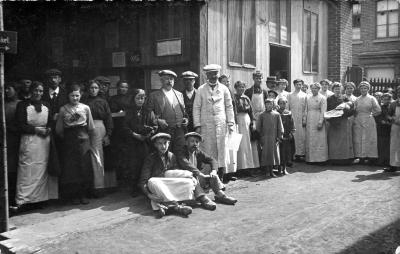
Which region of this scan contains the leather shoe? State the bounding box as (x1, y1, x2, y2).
(174, 205, 192, 217)
(155, 207, 166, 219)
(214, 195, 237, 205)
(200, 197, 217, 211)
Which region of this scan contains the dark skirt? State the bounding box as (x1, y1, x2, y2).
(60, 126, 92, 197)
(377, 127, 391, 166)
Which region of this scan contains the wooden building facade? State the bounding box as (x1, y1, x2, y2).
(4, 0, 350, 93)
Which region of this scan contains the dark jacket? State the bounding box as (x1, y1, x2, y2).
(244, 85, 268, 101)
(177, 146, 218, 176)
(140, 151, 179, 192)
(42, 86, 68, 117)
(182, 90, 196, 132)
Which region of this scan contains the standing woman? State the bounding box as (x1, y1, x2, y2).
(14, 81, 58, 210)
(353, 81, 381, 164)
(343, 82, 357, 103)
(4, 82, 21, 205)
(234, 81, 255, 174)
(82, 80, 116, 196)
(123, 89, 158, 196)
(326, 82, 355, 164)
(56, 84, 94, 204)
(385, 86, 400, 172)
(303, 82, 328, 163)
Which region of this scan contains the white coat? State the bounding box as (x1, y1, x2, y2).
(193, 82, 235, 168)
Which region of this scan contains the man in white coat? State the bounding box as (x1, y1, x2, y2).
(193, 64, 235, 182)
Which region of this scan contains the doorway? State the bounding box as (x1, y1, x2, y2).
(269, 44, 290, 90)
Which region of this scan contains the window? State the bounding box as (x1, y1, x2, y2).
(268, 0, 291, 45)
(376, 0, 399, 38)
(303, 10, 318, 73)
(228, 0, 256, 67)
(352, 3, 361, 40)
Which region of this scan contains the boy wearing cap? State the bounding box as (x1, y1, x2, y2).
(193, 64, 235, 182)
(181, 71, 198, 132)
(147, 70, 188, 155)
(140, 133, 202, 218)
(178, 132, 237, 206)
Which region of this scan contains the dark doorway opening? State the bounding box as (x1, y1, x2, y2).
(269, 44, 290, 90)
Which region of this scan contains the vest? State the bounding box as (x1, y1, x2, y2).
(162, 93, 184, 127)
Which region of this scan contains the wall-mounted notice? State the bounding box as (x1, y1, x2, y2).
(156, 38, 182, 57)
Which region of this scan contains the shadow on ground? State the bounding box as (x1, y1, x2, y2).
(337, 218, 400, 254)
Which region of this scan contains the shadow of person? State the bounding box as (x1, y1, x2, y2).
(352, 171, 400, 182)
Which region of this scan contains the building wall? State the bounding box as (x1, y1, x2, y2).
(290, 0, 329, 87)
(352, 1, 400, 80)
(206, 0, 330, 91)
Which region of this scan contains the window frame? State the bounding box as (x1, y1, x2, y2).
(352, 3, 361, 40)
(227, 0, 256, 69)
(376, 0, 399, 39)
(302, 9, 319, 74)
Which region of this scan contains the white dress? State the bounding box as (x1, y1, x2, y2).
(288, 91, 307, 156)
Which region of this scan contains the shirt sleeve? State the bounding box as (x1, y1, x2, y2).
(15, 101, 36, 134)
(193, 89, 201, 128)
(371, 96, 382, 116)
(176, 151, 201, 176)
(86, 106, 95, 132)
(55, 106, 65, 137)
(103, 101, 113, 136)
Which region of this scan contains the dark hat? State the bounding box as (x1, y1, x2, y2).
(184, 132, 203, 141)
(44, 68, 62, 77)
(151, 132, 171, 142)
(94, 76, 111, 84)
(181, 71, 198, 79)
(158, 70, 177, 78)
(267, 90, 278, 97)
(266, 76, 277, 82)
(203, 64, 221, 73)
(253, 70, 263, 78)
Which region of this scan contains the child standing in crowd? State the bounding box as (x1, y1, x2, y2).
(123, 89, 158, 197)
(56, 84, 95, 205)
(257, 98, 284, 178)
(277, 98, 295, 175)
(375, 93, 393, 166)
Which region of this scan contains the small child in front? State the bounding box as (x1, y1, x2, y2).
(257, 98, 284, 178)
(277, 98, 295, 175)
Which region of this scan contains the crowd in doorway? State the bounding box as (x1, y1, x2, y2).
(2, 65, 400, 218)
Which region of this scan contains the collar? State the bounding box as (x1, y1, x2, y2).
(49, 86, 60, 95)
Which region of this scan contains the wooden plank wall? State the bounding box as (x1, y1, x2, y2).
(207, 0, 270, 89)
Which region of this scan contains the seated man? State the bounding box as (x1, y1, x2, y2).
(178, 132, 237, 205)
(140, 132, 214, 218)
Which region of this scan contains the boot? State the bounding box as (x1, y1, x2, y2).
(198, 195, 217, 211)
(173, 205, 192, 217)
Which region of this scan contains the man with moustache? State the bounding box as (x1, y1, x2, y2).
(42, 68, 68, 123)
(193, 64, 235, 182)
(181, 71, 198, 132)
(147, 70, 188, 154)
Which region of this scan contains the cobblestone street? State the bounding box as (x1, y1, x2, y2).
(1, 163, 399, 254)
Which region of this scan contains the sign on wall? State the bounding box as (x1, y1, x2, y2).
(156, 38, 182, 57)
(150, 70, 162, 89)
(112, 52, 126, 67)
(0, 31, 17, 54)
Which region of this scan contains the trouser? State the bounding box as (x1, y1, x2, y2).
(163, 126, 186, 155)
(198, 174, 224, 194)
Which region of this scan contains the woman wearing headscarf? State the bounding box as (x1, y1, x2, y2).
(353, 81, 381, 164)
(326, 82, 355, 164)
(13, 81, 58, 211)
(82, 80, 116, 197)
(303, 82, 328, 163)
(123, 89, 157, 196)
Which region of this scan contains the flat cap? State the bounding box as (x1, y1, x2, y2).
(184, 132, 203, 141)
(94, 76, 111, 84)
(181, 71, 198, 79)
(44, 68, 62, 76)
(266, 76, 277, 82)
(203, 64, 221, 73)
(253, 70, 263, 78)
(151, 132, 171, 142)
(158, 70, 177, 78)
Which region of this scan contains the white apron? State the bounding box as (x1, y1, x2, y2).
(250, 92, 264, 168)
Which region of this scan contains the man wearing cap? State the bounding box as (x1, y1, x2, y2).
(94, 76, 112, 100)
(193, 64, 235, 180)
(140, 133, 207, 218)
(147, 70, 188, 154)
(178, 132, 237, 206)
(181, 71, 198, 132)
(288, 79, 307, 161)
(42, 68, 68, 122)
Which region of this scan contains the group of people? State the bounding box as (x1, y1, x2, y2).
(3, 64, 400, 218)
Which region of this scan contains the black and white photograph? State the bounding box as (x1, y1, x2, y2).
(0, 0, 399, 253)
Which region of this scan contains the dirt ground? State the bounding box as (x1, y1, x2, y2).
(3, 163, 400, 254)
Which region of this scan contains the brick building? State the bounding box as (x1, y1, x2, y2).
(352, 0, 400, 81)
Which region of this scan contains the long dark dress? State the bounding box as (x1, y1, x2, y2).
(56, 103, 94, 199)
(4, 98, 20, 204)
(123, 105, 157, 190)
(108, 94, 132, 179)
(278, 109, 295, 166)
(326, 95, 355, 162)
(374, 103, 391, 166)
